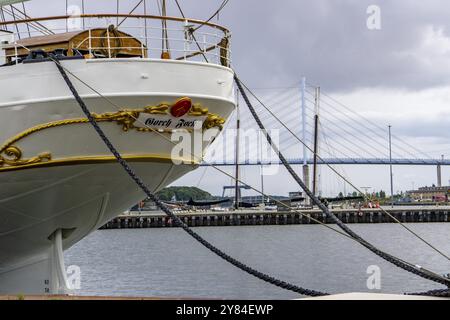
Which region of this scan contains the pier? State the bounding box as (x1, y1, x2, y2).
(101, 206, 450, 229)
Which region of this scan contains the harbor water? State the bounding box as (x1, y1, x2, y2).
(65, 223, 450, 299)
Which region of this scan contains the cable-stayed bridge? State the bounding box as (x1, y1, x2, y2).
(200, 79, 449, 186)
(203, 158, 450, 166)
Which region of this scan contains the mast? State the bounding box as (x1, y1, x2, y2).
(161, 0, 170, 58)
(388, 125, 394, 207)
(234, 87, 240, 210)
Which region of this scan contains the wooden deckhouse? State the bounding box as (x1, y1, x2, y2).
(4, 27, 146, 63)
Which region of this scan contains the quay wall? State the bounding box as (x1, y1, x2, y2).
(101, 207, 450, 229)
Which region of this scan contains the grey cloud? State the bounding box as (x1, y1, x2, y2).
(218, 0, 450, 92)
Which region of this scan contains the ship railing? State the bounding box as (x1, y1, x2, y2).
(0, 14, 232, 67)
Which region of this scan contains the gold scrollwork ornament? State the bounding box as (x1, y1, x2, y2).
(0, 146, 51, 168)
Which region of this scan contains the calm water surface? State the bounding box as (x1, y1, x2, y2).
(65, 223, 450, 299)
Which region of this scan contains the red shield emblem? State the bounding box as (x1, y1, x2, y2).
(171, 98, 192, 117)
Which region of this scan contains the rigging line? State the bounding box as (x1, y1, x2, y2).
(319, 122, 359, 198)
(192, 0, 230, 32)
(50, 58, 333, 297)
(301, 100, 388, 157)
(303, 89, 412, 158)
(0, 7, 5, 31)
(50, 57, 449, 289)
(246, 93, 317, 130)
(8, 4, 54, 35)
(235, 74, 450, 286)
(319, 120, 353, 176)
(319, 121, 360, 164)
(155, 0, 162, 16)
(9, 5, 20, 40)
(49, 58, 350, 240)
(161, 0, 165, 51)
(235, 75, 450, 264)
(305, 97, 422, 161)
(304, 85, 436, 171)
(306, 92, 424, 160)
(319, 125, 349, 182)
(46, 41, 447, 273)
(315, 87, 432, 159)
(249, 85, 300, 91)
(283, 119, 378, 160)
(241, 95, 301, 124)
(245, 90, 306, 125)
(195, 166, 209, 188)
(50, 55, 422, 259)
(162, 0, 170, 52)
(262, 85, 450, 259)
(305, 113, 395, 159)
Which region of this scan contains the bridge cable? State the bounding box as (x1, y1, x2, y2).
(312, 86, 433, 160)
(235, 75, 450, 264)
(234, 74, 450, 287)
(173, 0, 209, 62)
(406, 288, 450, 298)
(306, 91, 425, 161)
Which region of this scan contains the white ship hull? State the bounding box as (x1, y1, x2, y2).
(0, 58, 235, 294)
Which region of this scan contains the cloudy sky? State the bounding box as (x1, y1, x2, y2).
(19, 1, 450, 196)
(171, 0, 450, 197)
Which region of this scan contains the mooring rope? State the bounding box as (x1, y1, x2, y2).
(49, 53, 449, 296)
(51, 56, 328, 297)
(234, 75, 450, 288)
(45, 53, 355, 241)
(406, 289, 450, 298)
